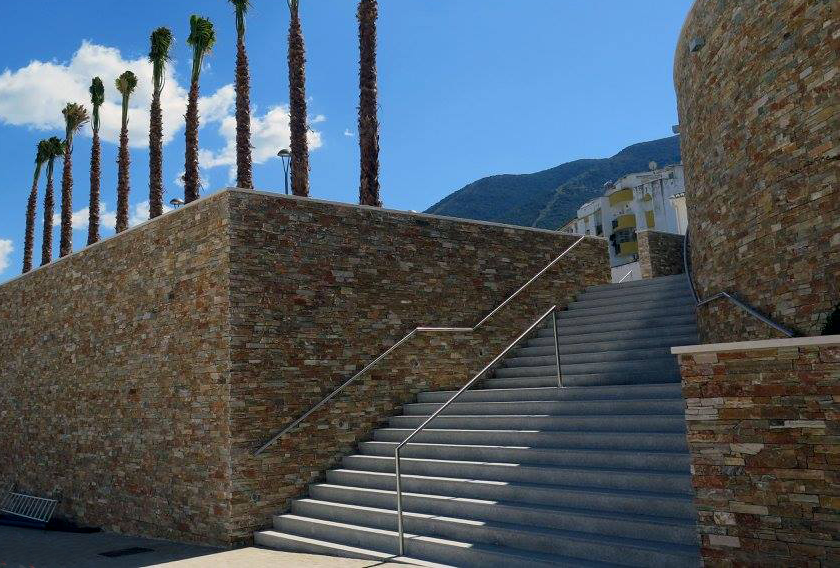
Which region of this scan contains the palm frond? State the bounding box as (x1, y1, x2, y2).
(149, 27, 174, 94)
(46, 136, 64, 161)
(188, 15, 216, 82)
(288, 0, 299, 12)
(229, 0, 251, 39)
(115, 71, 139, 96)
(89, 77, 105, 132)
(61, 103, 90, 149)
(36, 139, 51, 165)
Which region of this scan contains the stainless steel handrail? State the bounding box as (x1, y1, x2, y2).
(254, 235, 586, 455)
(394, 305, 561, 557)
(618, 269, 634, 283)
(683, 229, 794, 337)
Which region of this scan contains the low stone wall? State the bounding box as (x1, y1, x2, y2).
(673, 337, 840, 567)
(0, 189, 609, 546)
(637, 230, 684, 280)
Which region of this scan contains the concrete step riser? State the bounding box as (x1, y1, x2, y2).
(585, 273, 689, 292)
(403, 399, 686, 417)
(342, 456, 693, 494)
(419, 383, 684, 403)
(254, 531, 388, 563)
(288, 501, 698, 567)
(360, 442, 692, 472)
(527, 325, 698, 347)
(516, 335, 698, 357)
(569, 292, 695, 311)
(558, 359, 678, 377)
(558, 305, 696, 326)
(306, 487, 700, 547)
(576, 285, 692, 303)
(389, 414, 687, 433)
(373, 428, 689, 452)
(547, 315, 696, 337)
(562, 372, 682, 387)
(326, 470, 696, 519)
(504, 347, 675, 367)
(266, 518, 563, 568)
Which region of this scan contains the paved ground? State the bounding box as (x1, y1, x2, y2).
(0, 525, 406, 567)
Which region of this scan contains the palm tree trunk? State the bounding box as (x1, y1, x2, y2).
(288, 7, 310, 196)
(41, 164, 55, 266)
(149, 91, 164, 218)
(235, 36, 253, 189)
(59, 147, 73, 257)
(23, 165, 41, 273)
(358, 0, 382, 207)
(88, 129, 101, 244)
(184, 81, 200, 202)
(116, 122, 130, 232)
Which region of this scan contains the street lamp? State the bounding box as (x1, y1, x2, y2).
(170, 198, 184, 209)
(277, 148, 291, 195)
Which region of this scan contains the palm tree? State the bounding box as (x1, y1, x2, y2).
(149, 27, 173, 219)
(357, 0, 381, 207)
(184, 15, 216, 203)
(41, 137, 64, 266)
(23, 140, 49, 273)
(60, 103, 90, 257)
(287, 0, 310, 196)
(230, 0, 253, 189)
(115, 71, 138, 233)
(88, 77, 104, 245)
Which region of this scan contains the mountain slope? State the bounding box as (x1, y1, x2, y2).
(425, 135, 681, 229)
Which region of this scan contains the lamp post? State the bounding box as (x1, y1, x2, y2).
(277, 148, 291, 195)
(169, 198, 185, 209)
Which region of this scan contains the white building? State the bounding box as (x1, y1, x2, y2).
(560, 164, 686, 281)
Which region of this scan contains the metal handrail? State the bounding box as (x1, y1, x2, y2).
(394, 305, 562, 557)
(683, 229, 794, 337)
(619, 269, 634, 283)
(254, 235, 586, 455)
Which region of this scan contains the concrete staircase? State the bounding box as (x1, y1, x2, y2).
(256, 274, 701, 567)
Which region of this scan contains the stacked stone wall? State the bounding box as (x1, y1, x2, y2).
(676, 338, 840, 567)
(637, 230, 685, 279)
(0, 193, 234, 545)
(0, 189, 610, 545)
(224, 191, 609, 540)
(674, 0, 840, 342)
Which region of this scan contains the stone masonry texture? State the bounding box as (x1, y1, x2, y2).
(674, 0, 840, 343)
(678, 340, 840, 567)
(637, 230, 685, 280)
(0, 189, 609, 546)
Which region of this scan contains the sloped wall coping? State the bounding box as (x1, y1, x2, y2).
(672, 335, 840, 355)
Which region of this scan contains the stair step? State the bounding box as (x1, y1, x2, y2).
(402, 398, 685, 417)
(307, 485, 700, 547)
(326, 469, 696, 519)
(373, 428, 688, 452)
(515, 334, 698, 357)
(558, 357, 678, 377)
(287, 500, 700, 567)
(259, 518, 611, 568)
(560, 371, 682, 387)
(557, 304, 696, 326)
(505, 346, 674, 367)
(342, 455, 693, 494)
(585, 273, 688, 293)
(527, 324, 698, 347)
(419, 383, 683, 403)
(389, 413, 687, 433)
(360, 441, 691, 473)
(569, 291, 695, 311)
(549, 315, 696, 337)
(563, 296, 694, 318)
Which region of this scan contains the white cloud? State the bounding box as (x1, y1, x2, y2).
(199, 105, 323, 182)
(0, 239, 13, 273)
(343, 128, 355, 137)
(52, 200, 169, 232)
(173, 171, 209, 192)
(0, 40, 324, 183)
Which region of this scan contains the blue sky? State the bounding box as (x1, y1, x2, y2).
(0, 0, 694, 281)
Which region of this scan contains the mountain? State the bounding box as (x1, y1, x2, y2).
(425, 135, 681, 229)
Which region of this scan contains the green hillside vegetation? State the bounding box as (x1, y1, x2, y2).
(425, 135, 681, 229)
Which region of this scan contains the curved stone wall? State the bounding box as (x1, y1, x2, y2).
(675, 0, 839, 342)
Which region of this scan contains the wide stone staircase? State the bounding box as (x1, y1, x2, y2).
(256, 273, 701, 566)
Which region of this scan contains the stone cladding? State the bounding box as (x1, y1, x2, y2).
(0, 189, 609, 545)
(675, 337, 840, 567)
(637, 230, 685, 279)
(674, 0, 840, 343)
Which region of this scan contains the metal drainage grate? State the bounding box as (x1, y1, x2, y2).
(99, 547, 154, 558)
(0, 488, 58, 523)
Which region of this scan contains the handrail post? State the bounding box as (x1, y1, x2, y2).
(395, 446, 405, 556)
(552, 308, 562, 388)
